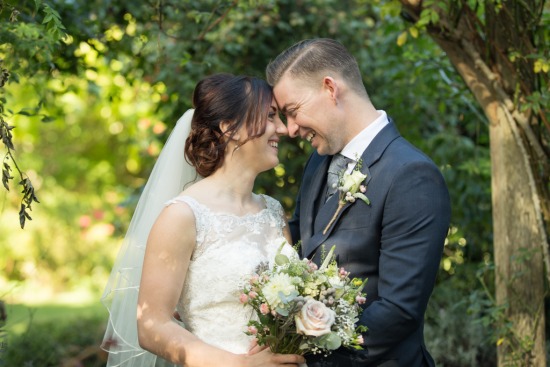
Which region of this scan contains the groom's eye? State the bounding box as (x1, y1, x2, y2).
(287, 108, 298, 118)
(278, 111, 287, 124)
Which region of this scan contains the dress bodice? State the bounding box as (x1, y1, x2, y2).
(165, 194, 296, 354)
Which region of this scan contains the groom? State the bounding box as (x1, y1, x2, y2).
(267, 38, 451, 367)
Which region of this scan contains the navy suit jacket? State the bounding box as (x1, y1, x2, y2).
(289, 120, 451, 367)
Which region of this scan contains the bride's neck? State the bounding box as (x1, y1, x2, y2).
(204, 166, 257, 203)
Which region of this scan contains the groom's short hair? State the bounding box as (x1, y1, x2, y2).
(266, 38, 367, 97)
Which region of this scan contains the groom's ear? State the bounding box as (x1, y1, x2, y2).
(322, 76, 339, 104)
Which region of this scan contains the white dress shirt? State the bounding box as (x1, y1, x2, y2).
(340, 110, 389, 173)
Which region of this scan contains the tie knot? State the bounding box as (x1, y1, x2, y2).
(325, 154, 352, 202)
(328, 154, 351, 174)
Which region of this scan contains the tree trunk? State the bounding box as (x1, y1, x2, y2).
(438, 37, 547, 367)
(490, 102, 546, 367)
(399, 1, 549, 366)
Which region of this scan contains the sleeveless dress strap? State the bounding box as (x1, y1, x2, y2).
(165, 196, 208, 247)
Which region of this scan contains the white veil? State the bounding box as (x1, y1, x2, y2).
(101, 109, 200, 367)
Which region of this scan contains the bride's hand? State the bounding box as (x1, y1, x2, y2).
(247, 338, 267, 355)
(242, 348, 305, 366)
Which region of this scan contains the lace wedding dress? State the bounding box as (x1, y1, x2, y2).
(166, 193, 298, 355)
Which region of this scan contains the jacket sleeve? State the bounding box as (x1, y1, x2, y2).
(358, 159, 451, 360)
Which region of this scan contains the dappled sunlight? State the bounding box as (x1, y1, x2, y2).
(1, 0, 542, 365)
(81, 222, 116, 242)
(4, 290, 107, 335)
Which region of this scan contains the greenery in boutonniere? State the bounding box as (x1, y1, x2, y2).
(323, 159, 370, 235)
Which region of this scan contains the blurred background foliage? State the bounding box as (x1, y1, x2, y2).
(0, 0, 525, 365)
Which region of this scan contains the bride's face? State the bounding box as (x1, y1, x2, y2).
(239, 99, 287, 173)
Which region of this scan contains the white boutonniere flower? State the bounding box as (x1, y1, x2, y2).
(323, 160, 370, 235)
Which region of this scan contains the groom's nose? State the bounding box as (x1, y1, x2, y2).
(275, 116, 288, 136)
(286, 118, 299, 138)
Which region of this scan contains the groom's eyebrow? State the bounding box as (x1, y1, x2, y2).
(279, 103, 295, 116)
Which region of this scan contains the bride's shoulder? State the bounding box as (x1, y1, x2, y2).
(259, 194, 284, 211)
(164, 195, 205, 218)
(153, 198, 197, 233)
(166, 181, 207, 208)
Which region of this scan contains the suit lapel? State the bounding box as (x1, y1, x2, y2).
(360, 118, 400, 168)
(302, 119, 401, 260)
(301, 154, 331, 247)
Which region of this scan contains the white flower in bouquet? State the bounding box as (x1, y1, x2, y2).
(263, 273, 298, 310)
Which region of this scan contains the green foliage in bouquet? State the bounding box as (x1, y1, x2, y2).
(240, 244, 368, 356)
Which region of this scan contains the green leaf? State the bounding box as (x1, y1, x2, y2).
(34, 0, 42, 13)
(275, 307, 289, 317)
(397, 31, 407, 46)
(275, 253, 290, 266)
(353, 193, 370, 205)
(315, 332, 342, 350)
(42, 13, 53, 24)
(409, 26, 419, 39)
(320, 245, 336, 270)
(41, 115, 55, 123)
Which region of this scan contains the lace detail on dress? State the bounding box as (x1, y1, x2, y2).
(164, 194, 295, 355)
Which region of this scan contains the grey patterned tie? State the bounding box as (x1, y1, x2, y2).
(325, 153, 352, 201)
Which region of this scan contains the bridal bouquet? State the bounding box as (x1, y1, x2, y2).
(240, 244, 367, 356)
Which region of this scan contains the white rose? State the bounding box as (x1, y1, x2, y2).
(341, 170, 367, 193)
(295, 299, 336, 336)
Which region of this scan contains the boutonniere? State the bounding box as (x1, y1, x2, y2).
(323, 159, 371, 235)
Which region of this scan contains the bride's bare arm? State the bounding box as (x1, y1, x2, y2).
(137, 203, 304, 367)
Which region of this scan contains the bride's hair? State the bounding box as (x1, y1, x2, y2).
(185, 73, 273, 177)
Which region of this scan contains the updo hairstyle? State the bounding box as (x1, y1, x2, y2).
(184, 73, 274, 177)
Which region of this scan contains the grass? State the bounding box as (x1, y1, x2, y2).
(1, 289, 109, 367)
(2, 283, 108, 333)
(5, 301, 107, 335)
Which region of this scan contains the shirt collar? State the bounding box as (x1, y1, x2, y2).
(340, 110, 389, 162)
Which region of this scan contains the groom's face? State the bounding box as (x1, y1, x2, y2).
(273, 74, 343, 155)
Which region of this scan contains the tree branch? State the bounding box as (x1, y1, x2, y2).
(197, 0, 238, 41)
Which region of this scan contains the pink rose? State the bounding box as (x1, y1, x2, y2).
(250, 274, 260, 285)
(308, 261, 318, 271)
(357, 335, 364, 344)
(356, 296, 367, 304)
(248, 291, 258, 299)
(239, 294, 248, 303)
(247, 325, 258, 335)
(260, 303, 270, 315)
(295, 299, 336, 336)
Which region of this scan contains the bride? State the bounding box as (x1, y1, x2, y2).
(101, 73, 305, 367)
